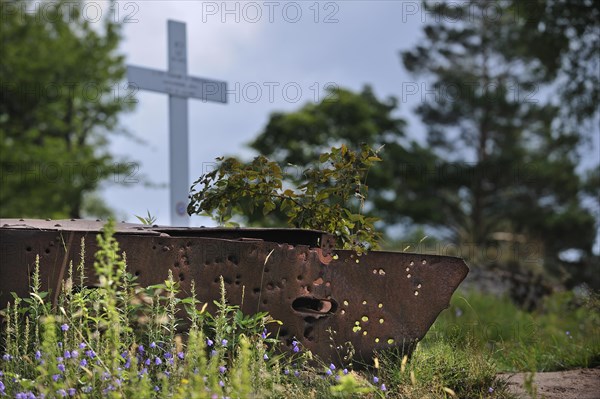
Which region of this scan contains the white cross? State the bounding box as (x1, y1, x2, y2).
(127, 20, 227, 226)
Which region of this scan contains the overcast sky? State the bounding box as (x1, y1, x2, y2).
(101, 1, 599, 242)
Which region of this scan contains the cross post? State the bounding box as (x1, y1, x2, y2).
(127, 20, 227, 226)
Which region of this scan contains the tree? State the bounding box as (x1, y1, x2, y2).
(250, 85, 443, 229)
(0, 0, 137, 218)
(400, 0, 597, 284)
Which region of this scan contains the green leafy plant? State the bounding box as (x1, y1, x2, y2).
(188, 144, 383, 252)
(135, 210, 158, 225)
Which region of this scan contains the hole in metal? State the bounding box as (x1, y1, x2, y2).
(292, 297, 338, 314)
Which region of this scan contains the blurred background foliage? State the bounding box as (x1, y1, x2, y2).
(0, 0, 140, 219)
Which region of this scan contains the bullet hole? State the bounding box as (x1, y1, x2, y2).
(292, 297, 338, 314)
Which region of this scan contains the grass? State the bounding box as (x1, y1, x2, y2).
(0, 220, 598, 398)
(427, 289, 600, 372)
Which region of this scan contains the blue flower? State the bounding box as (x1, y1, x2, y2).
(35, 350, 42, 360)
(71, 350, 79, 358)
(219, 366, 227, 374)
(58, 363, 65, 372)
(219, 380, 225, 387)
(263, 354, 269, 360)
(488, 387, 494, 393)
(67, 388, 76, 396)
(177, 351, 185, 360)
(60, 324, 69, 332)
(329, 363, 336, 370)
(155, 357, 162, 365)
(138, 345, 145, 353)
(373, 376, 379, 383)
(64, 350, 71, 359)
(221, 339, 228, 346)
(380, 383, 387, 391)
(206, 338, 214, 347)
(52, 374, 61, 382)
(57, 388, 67, 397)
(150, 342, 156, 349)
(1, 354, 11, 361)
(343, 368, 349, 375)
(154, 386, 160, 392)
(79, 343, 86, 349)
(326, 369, 332, 376)
(261, 329, 268, 339)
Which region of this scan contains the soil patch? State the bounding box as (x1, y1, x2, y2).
(499, 368, 600, 399)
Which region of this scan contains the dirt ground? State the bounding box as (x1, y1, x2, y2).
(500, 368, 600, 399)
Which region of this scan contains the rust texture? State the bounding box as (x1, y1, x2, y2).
(0, 219, 468, 365)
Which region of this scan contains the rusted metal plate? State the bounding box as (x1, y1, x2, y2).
(0, 219, 468, 365)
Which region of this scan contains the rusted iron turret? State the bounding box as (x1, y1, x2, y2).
(0, 219, 468, 365)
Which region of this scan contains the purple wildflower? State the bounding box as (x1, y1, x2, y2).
(138, 345, 145, 353)
(155, 357, 162, 365)
(67, 388, 76, 396)
(64, 350, 71, 359)
(57, 388, 67, 397)
(79, 343, 86, 349)
(206, 338, 214, 347)
(150, 342, 156, 349)
(177, 351, 184, 360)
(221, 339, 228, 346)
(58, 363, 65, 372)
(329, 363, 336, 370)
(263, 354, 269, 360)
(219, 380, 225, 388)
(35, 350, 42, 360)
(381, 384, 387, 391)
(488, 387, 494, 393)
(79, 359, 88, 367)
(373, 376, 379, 383)
(219, 366, 227, 374)
(71, 350, 79, 358)
(60, 324, 69, 332)
(52, 374, 61, 382)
